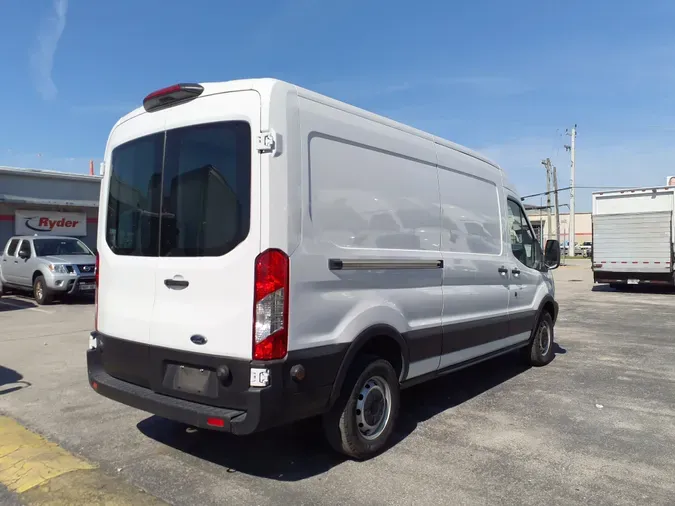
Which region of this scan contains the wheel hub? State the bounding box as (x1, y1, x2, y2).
(538, 321, 552, 356)
(355, 376, 392, 440)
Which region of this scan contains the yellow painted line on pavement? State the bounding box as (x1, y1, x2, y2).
(0, 416, 166, 504)
(0, 416, 94, 493)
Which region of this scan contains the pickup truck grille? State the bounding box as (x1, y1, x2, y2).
(77, 264, 96, 274)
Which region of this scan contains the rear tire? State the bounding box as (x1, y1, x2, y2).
(33, 276, 53, 305)
(322, 355, 400, 460)
(522, 312, 555, 367)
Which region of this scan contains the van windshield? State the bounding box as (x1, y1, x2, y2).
(106, 121, 251, 257)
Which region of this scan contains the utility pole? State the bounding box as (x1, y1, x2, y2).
(565, 125, 577, 257)
(552, 163, 561, 247)
(542, 158, 553, 243)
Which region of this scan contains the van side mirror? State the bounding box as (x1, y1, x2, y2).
(544, 240, 560, 269)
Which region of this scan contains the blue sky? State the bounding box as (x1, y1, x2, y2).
(1, 0, 674, 211)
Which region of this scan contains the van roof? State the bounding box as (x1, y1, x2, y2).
(115, 78, 502, 171)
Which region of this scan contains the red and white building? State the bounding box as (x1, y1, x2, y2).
(0, 166, 101, 250)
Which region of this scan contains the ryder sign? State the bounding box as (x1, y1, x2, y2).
(15, 210, 87, 237)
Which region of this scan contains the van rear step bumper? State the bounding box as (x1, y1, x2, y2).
(87, 355, 249, 433)
(86, 334, 343, 435)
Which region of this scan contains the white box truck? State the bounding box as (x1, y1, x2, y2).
(592, 186, 675, 287)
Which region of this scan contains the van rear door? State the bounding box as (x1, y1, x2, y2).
(149, 91, 261, 360)
(102, 89, 261, 360)
(99, 111, 165, 345)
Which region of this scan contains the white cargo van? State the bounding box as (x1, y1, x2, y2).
(87, 79, 561, 459)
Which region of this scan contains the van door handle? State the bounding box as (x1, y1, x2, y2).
(164, 279, 189, 289)
(498, 266, 509, 274)
(512, 268, 521, 275)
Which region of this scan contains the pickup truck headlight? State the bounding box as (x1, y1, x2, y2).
(49, 264, 72, 274)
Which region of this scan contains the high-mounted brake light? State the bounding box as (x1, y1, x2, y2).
(142, 83, 204, 112)
(94, 252, 99, 331)
(253, 249, 289, 361)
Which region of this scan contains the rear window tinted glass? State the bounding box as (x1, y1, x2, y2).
(106, 121, 251, 257)
(6, 239, 19, 256)
(160, 121, 251, 257)
(107, 132, 164, 256)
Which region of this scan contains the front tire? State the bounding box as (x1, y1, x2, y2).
(33, 276, 53, 305)
(523, 312, 555, 367)
(323, 356, 400, 460)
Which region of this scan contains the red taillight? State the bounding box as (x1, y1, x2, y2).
(142, 83, 204, 112)
(253, 249, 289, 361)
(94, 253, 99, 331)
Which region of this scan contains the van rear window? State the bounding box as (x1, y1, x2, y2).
(106, 121, 251, 257)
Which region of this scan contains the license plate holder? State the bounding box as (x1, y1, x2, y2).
(627, 279, 639, 285)
(79, 283, 95, 290)
(170, 365, 214, 396)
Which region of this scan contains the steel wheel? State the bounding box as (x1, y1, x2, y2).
(355, 375, 392, 441)
(537, 318, 552, 357)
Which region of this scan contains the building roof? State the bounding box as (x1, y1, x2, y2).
(0, 194, 98, 208)
(0, 166, 102, 182)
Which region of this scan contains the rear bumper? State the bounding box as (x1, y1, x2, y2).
(593, 270, 674, 285)
(87, 333, 346, 435)
(88, 353, 247, 432)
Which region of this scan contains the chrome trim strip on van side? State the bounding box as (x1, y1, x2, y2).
(328, 259, 443, 271)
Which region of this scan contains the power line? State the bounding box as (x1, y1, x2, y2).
(520, 185, 630, 200)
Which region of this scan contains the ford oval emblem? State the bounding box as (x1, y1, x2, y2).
(190, 335, 207, 345)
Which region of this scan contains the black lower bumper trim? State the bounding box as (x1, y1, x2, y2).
(88, 357, 249, 433)
(87, 334, 344, 435)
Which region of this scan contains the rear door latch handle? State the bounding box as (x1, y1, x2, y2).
(512, 268, 521, 275)
(164, 279, 189, 289)
(498, 266, 509, 274)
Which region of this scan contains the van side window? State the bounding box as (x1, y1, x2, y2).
(6, 239, 19, 256)
(507, 199, 542, 269)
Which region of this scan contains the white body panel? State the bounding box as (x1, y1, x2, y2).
(97, 78, 555, 382)
(592, 188, 674, 276)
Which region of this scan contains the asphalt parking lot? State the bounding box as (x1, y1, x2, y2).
(2, 261, 675, 505)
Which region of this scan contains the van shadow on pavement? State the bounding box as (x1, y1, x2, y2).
(138, 346, 566, 481)
(0, 365, 31, 395)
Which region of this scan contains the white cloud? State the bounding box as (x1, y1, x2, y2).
(30, 0, 68, 100)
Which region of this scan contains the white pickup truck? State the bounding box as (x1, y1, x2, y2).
(592, 186, 675, 288)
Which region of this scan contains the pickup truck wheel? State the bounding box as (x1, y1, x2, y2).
(33, 276, 53, 305)
(523, 312, 555, 367)
(322, 355, 400, 460)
